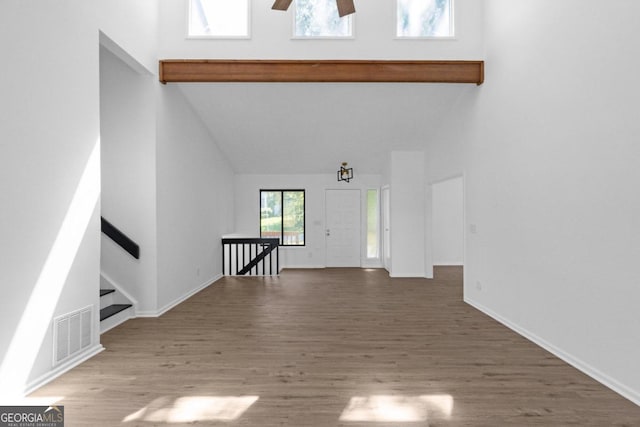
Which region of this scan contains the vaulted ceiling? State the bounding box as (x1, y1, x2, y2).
(178, 81, 470, 175)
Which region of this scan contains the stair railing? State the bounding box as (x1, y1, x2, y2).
(222, 237, 279, 276)
(101, 217, 140, 259)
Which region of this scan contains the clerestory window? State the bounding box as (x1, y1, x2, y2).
(396, 0, 453, 38)
(188, 0, 250, 38)
(294, 0, 353, 38)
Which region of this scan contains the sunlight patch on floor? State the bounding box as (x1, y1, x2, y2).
(339, 394, 454, 422)
(123, 396, 259, 423)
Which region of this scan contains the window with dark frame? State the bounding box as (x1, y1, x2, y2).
(260, 190, 305, 246)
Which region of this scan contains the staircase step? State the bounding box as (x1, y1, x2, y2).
(100, 304, 132, 321)
(100, 288, 115, 297)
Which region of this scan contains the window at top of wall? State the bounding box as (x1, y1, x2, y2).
(188, 0, 250, 38)
(397, 0, 453, 38)
(295, 0, 353, 38)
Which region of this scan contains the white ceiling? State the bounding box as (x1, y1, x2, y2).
(178, 82, 469, 175)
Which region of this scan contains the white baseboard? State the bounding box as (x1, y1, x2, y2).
(389, 272, 428, 278)
(24, 344, 104, 397)
(465, 297, 640, 407)
(361, 261, 384, 268)
(280, 265, 326, 270)
(137, 274, 223, 318)
(433, 262, 464, 266)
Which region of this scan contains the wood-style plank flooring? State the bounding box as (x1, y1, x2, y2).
(31, 267, 640, 426)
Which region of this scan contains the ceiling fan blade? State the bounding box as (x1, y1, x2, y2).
(336, 0, 355, 17)
(272, 0, 294, 11)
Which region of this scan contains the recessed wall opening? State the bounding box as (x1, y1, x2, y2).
(431, 175, 464, 279)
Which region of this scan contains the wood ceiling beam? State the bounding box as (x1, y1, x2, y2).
(159, 60, 484, 85)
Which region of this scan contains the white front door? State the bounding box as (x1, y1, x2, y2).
(325, 189, 361, 267)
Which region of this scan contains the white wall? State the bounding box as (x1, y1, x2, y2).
(0, 0, 102, 398)
(99, 0, 159, 73)
(159, 0, 484, 60)
(234, 173, 382, 268)
(388, 151, 425, 277)
(430, 0, 640, 405)
(0, 0, 159, 396)
(100, 45, 159, 314)
(156, 85, 235, 313)
(431, 176, 464, 265)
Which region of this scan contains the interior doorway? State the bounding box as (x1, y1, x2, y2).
(431, 176, 464, 267)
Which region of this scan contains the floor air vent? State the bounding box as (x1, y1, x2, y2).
(53, 306, 93, 365)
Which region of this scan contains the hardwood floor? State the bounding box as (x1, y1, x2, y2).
(31, 267, 640, 426)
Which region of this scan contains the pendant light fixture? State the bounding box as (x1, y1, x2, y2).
(337, 162, 354, 182)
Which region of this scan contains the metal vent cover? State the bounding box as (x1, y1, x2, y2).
(53, 306, 93, 365)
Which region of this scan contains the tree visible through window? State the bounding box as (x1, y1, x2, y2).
(397, 0, 453, 38)
(260, 190, 305, 246)
(295, 0, 352, 37)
